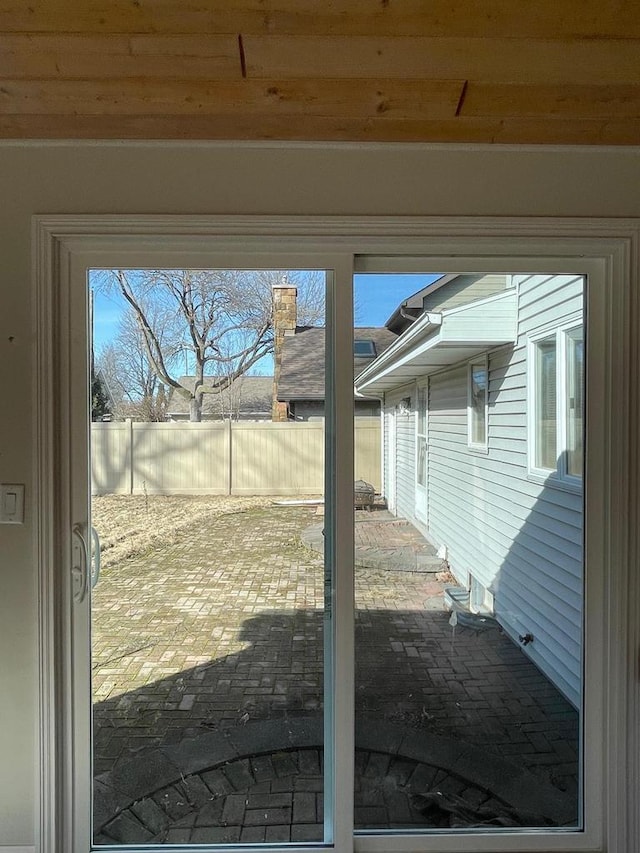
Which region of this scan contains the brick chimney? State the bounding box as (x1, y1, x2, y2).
(272, 278, 297, 421)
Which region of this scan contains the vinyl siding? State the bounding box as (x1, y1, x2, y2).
(422, 273, 510, 312)
(440, 290, 517, 343)
(422, 273, 584, 706)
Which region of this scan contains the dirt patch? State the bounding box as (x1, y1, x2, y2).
(91, 495, 272, 569)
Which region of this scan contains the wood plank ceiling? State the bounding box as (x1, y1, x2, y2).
(1, 1, 639, 144)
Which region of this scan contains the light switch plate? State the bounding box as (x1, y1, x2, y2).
(0, 484, 25, 524)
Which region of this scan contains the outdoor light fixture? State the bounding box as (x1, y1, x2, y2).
(397, 397, 412, 416)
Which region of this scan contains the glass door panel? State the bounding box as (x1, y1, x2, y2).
(353, 271, 583, 833)
(89, 268, 331, 845)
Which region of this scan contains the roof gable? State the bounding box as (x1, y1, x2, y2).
(386, 274, 511, 333)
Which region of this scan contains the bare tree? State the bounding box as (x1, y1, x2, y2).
(97, 301, 172, 421)
(96, 268, 324, 421)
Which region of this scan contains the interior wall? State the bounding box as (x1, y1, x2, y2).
(0, 141, 639, 847)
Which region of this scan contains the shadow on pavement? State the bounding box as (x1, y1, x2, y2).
(93, 606, 578, 841)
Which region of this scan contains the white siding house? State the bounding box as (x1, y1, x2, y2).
(355, 274, 584, 707)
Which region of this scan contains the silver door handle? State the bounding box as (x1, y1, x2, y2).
(72, 523, 89, 603)
(90, 526, 101, 590)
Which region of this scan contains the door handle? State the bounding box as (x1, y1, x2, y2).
(72, 523, 89, 603)
(90, 526, 101, 590)
(72, 524, 101, 601)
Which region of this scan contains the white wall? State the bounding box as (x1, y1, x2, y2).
(1, 141, 639, 847)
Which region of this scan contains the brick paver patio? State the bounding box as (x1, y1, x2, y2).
(91, 502, 579, 842)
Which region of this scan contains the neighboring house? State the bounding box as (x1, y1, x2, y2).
(277, 325, 398, 420)
(272, 280, 397, 420)
(355, 273, 584, 707)
(166, 375, 273, 421)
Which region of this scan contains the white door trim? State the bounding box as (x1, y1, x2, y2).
(388, 407, 397, 514)
(415, 380, 428, 523)
(33, 214, 640, 853)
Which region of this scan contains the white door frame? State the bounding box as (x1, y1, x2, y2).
(34, 214, 640, 853)
(415, 380, 428, 523)
(387, 406, 397, 514)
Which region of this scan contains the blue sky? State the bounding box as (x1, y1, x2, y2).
(354, 273, 441, 326)
(91, 270, 442, 371)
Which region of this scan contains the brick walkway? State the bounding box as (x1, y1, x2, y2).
(98, 742, 569, 844)
(91, 502, 579, 841)
(303, 508, 445, 571)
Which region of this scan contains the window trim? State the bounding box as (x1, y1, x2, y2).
(33, 214, 640, 853)
(528, 319, 584, 489)
(467, 355, 489, 452)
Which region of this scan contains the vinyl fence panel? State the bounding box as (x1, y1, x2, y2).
(91, 418, 380, 496)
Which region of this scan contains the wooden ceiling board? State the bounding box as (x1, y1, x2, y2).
(0, 34, 242, 80)
(2, 114, 638, 146)
(0, 1, 639, 143)
(0, 79, 466, 119)
(243, 36, 640, 86)
(1, 0, 639, 39)
(463, 84, 640, 120)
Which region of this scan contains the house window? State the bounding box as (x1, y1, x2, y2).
(565, 327, 584, 477)
(531, 324, 584, 481)
(534, 335, 557, 469)
(468, 358, 488, 448)
(353, 339, 376, 357)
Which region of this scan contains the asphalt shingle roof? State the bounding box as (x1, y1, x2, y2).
(277, 326, 398, 400)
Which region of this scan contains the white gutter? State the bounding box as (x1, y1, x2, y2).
(354, 310, 442, 390)
(355, 290, 518, 397)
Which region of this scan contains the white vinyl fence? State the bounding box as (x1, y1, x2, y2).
(91, 418, 381, 496)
